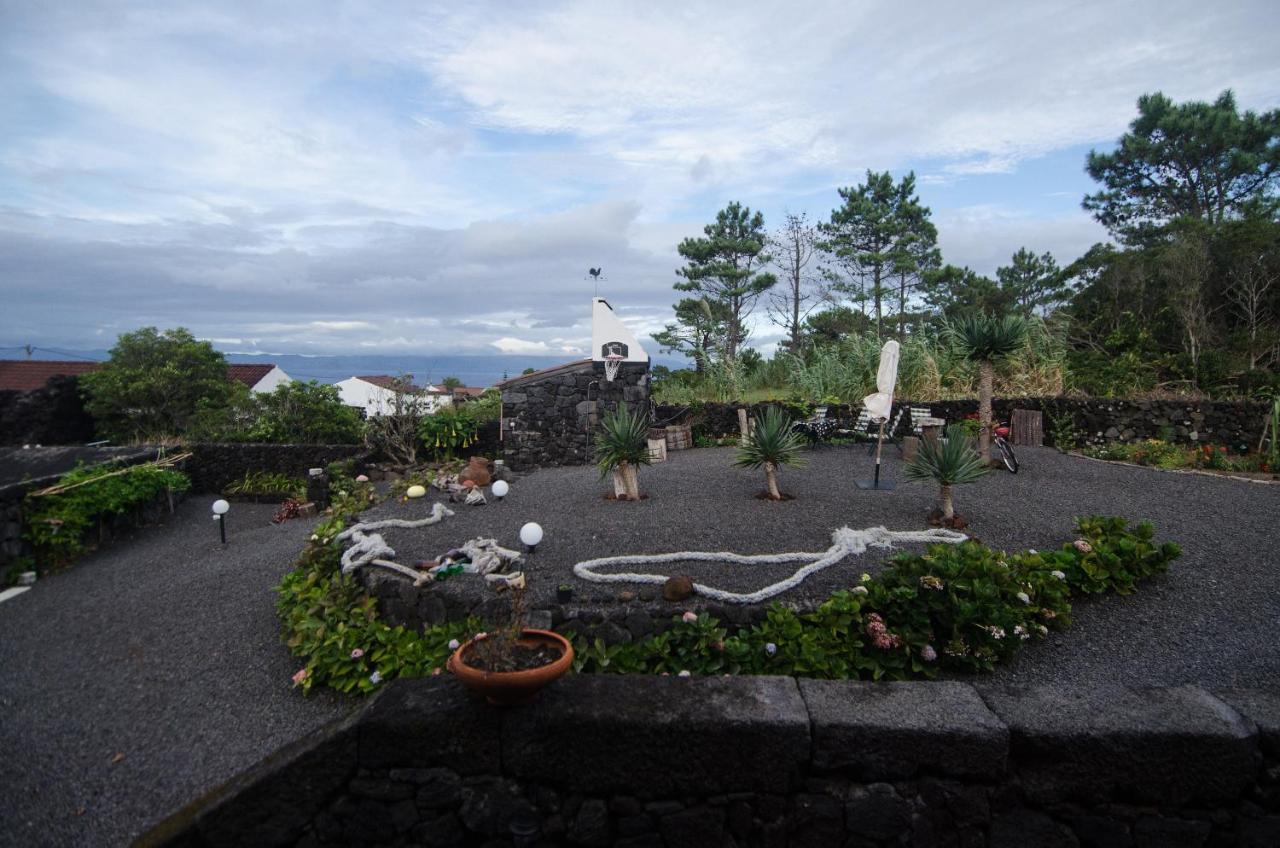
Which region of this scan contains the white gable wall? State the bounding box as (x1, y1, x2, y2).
(591, 297, 649, 362)
(250, 366, 292, 394)
(334, 377, 450, 417)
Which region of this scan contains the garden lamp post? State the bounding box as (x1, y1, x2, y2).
(212, 499, 230, 544)
(520, 521, 543, 554)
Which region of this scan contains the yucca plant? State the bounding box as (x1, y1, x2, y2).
(734, 406, 806, 500)
(950, 314, 1028, 463)
(595, 405, 651, 501)
(903, 425, 988, 521)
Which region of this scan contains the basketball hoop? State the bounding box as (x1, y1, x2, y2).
(603, 354, 624, 382)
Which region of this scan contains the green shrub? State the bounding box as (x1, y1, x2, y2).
(23, 462, 191, 567)
(418, 406, 481, 459)
(735, 406, 806, 498)
(224, 470, 306, 498)
(1043, 515, 1181, 595)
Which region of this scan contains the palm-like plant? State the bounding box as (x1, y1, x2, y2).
(595, 405, 651, 501)
(903, 425, 988, 520)
(950, 314, 1028, 463)
(734, 406, 806, 499)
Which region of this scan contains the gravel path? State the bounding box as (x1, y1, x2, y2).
(372, 444, 1280, 687)
(3, 445, 1276, 846)
(0, 499, 352, 848)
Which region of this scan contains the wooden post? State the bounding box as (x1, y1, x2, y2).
(738, 407, 750, 445)
(902, 435, 920, 462)
(1011, 409, 1044, 447)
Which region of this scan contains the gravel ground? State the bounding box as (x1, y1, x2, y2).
(0, 499, 352, 848)
(2, 445, 1275, 846)
(373, 444, 1280, 687)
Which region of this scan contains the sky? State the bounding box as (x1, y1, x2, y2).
(2, 0, 1279, 361)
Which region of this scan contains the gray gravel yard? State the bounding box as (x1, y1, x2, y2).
(1, 444, 1276, 846)
(0, 500, 351, 848)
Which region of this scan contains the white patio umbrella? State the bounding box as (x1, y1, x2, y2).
(858, 340, 900, 490)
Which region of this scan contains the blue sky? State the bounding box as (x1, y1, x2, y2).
(2, 0, 1278, 359)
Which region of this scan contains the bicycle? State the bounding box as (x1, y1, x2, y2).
(966, 414, 1019, 473)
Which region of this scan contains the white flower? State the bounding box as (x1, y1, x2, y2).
(677, 670, 691, 677)
(369, 671, 383, 685)
(310, 534, 319, 541)
(1013, 625, 1030, 641)
(1028, 549, 1038, 555)
(1051, 570, 1066, 581)
(765, 642, 777, 657)
(447, 639, 460, 651)
(681, 611, 698, 623)
(860, 573, 871, 583)
(852, 585, 869, 596)
(1016, 592, 1031, 604)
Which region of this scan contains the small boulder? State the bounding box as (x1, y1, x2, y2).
(662, 576, 695, 601)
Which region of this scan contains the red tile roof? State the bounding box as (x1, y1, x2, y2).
(226, 363, 275, 388)
(451, 386, 487, 397)
(0, 360, 102, 391)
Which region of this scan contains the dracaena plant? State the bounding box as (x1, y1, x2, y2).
(734, 406, 806, 499)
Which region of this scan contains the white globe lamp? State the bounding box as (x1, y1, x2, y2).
(491, 480, 509, 500)
(212, 499, 230, 544)
(519, 522, 543, 553)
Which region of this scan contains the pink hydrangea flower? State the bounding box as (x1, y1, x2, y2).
(292, 668, 308, 685)
(1073, 539, 1093, 553)
(682, 611, 698, 623)
(921, 645, 938, 662)
(447, 639, 460, 650)
(350, 648, 364, 659)
(864, 612, 902, 650)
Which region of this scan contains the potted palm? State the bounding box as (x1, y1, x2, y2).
(950, 314, 1028, 464)
(903, 424, 988, 527)
(447, 585, 574, 706)
(735, 406, 806, 500)
(595, 405, 651, 501)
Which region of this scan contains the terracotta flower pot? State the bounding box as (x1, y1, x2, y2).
(447, 629, 574, 706)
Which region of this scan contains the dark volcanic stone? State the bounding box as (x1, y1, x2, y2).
(982, 685, 1257, 806)
(659, 805, 725, 848)
(844, 783, 911, 841)
(569, 798, 611, 846)
(1132, 816, 1211, 848)
(503, 675, 809, 797)
(800, 680, 1008, 779)
(788, 793, 843, 848)
(989, 809, 1079, 848)
(359, 678, 502, 773)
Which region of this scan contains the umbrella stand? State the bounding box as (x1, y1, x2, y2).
(856, 418, 896, 491)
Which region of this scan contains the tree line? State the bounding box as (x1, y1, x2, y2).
(654, 90, 1280, 397)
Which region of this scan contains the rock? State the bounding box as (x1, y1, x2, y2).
(662, 575, 694, 601)
(406, 484, 427, 499)
(618, 590, 637, 602)
(569, 798, 612, 846)
(845, 783, 910, 841)
(659, 805, 725, 848)
(989, 809, 1078, 848)
(788, 794, 843, 848)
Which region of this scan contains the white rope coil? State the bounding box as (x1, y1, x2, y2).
(337, 502, 454, 577)
(572, 526, 967, 604)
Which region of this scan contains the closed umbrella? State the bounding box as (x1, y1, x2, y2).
(857, 340, 900, 490)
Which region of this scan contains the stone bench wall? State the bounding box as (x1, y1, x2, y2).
(658, 397, 1272, 450)
(141, 676, 1279, 848)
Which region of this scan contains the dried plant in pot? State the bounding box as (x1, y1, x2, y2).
(447, 583, 573, 705)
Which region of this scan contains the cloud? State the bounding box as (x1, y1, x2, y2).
(1, 1, 1278, 358)
(491, 337, 552, 354)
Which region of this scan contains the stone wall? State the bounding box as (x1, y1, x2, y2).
(658, 397, 1273, 450)
(185, 443, 371, 494)
(0, 375, 96, 446)
(141, 676, 1279, 848)
(0, 446, 158, 572)
(501, 361, 650, 471)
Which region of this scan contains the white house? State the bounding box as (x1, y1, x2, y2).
(334, 375, 452, 417)
(227, 364, 293, 394)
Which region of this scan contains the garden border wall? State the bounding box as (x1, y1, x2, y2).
(659, 396, 1272, 450)
(141, 676, 1279, 847)
(184, 443, 371, 494)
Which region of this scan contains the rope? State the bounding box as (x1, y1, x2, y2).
(337, 502, 454, 576)
(572, 526, 968, 604)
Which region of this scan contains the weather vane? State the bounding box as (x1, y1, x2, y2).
(586, 267, 604, 297)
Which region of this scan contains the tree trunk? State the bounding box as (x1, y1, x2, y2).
(764, 462, 781, 500)
(940, 484, 954, 520)
(898, 271, 907, 341)
(978, 360, 994, 463)
(621, 461, 640, 501)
